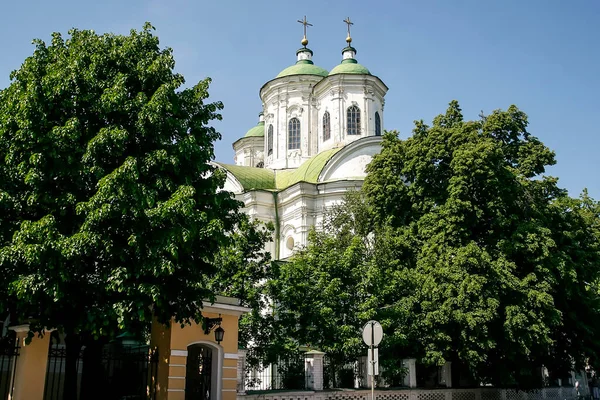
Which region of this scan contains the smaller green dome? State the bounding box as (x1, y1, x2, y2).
(277, 60, 328, 78)
(244, 121, 265, 137)
(329, 59, 371, 76)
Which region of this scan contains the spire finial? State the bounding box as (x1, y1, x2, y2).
(297, 16, 312, 47)
(343, 17, 353, 44)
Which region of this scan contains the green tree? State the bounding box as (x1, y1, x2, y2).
(0, 23, 248, 397)
(363, 101, 600, 388)
(265, 102, 600, 389)
(210, 216, 277, 356)
(266, 192, 374, 387)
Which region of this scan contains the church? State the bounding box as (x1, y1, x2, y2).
(215, 17, 388, 260)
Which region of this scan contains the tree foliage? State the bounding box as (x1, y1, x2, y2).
(264, 191, 373, 389)
(210, 217, 276, 356)
(363, 101, 600, 387)
(268, 101, 600, 389)
(0, 24, 245, 340)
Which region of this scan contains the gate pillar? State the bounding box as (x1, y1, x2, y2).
(150, 296, 250, 400)
(305, 350, 325, 391)
(9, 325, 52, 400)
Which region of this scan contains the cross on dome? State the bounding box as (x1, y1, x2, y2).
(343, 17, 354, 44)
(297, 15, 312, 47)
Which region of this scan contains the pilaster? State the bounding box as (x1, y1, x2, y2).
(305, 350, 325, 391)
(237, 349, 248, 394)
(406, 358, 417, 388)
(10, 325, 52, 400)
(444, 361, 452, 388)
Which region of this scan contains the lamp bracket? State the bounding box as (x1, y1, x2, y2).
(203, 316, 222, 335)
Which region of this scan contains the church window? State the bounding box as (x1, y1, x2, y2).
(375, 112, 381, 136)
(267, 124, 273, 156)
(323, 112, 331, 141)
(347, 105, 361, 135)
(288, 118, 301, 150)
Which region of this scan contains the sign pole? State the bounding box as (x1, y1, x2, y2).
(362, 320, 382, 400)
(371, 321, 375, 400)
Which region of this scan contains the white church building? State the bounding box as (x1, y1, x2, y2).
(216, 19, 388, 260)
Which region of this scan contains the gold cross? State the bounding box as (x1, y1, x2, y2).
(297, 15, 313, 39)
(343, 17, 354, 38)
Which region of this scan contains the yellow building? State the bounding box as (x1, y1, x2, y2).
(151, 296, 250, 400)
(5, 295, 249, 400)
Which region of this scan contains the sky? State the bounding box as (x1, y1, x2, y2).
(1, 0, 599, 198)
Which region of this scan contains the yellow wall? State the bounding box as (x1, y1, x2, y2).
(12, 329, 51, 400)
(151, 320, 173, 400)
(169, 311, 239, 354)
(151, 308, 244, 400)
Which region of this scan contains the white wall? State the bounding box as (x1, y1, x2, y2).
(319, 137, 382, 181)
(234, 180, 362, 259)
(261, 76, 323, 170)
(233, 137, 264, 167)
(260, 74, 387, 170)
(313, 75, 387, 153)
(223, 137, 382, 260)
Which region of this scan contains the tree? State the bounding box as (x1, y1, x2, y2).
(265, 192, 375, 387)
(363, 101, 600, 388)
(265, 101, 600, 389)
(0, 22, 245, 380)
(210, 216, 277, 357)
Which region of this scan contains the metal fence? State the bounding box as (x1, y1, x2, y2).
(44, 340, 158, 400)
(241, 387, 585, 400)
(245, 353, 309, 392)
(323, 356, 366, 389)
(0, 332, 19, 400)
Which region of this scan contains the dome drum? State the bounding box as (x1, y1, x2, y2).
(253, 18, 387, 170)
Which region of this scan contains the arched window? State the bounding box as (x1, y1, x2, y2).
(267, 124, 273, 156)
(288, 118, 301, 150)
(256, 161, 264, 168)
(375, 112, 381, 136)
(323, 112, 331, 141)
(347, 105, 361, 135)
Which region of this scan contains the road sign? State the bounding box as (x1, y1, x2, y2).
(362, 320, 383, 346)
(362, 320, 383, 400)
(367, 347, 379, 375)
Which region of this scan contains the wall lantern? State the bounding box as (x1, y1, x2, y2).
(203, 313, 225, 344)
(214, 325, 225, 344)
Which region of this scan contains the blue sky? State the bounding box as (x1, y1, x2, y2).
(2, 0, 599, 198)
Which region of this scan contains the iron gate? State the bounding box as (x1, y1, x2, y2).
(0, 331, 19, 400)
(185, 344, 213, 400)
(44, 339, 158, 400)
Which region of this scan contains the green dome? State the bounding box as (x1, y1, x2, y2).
(329, 59, 371, 76)
(244, 121, 265, 137)
(277, 60, 328, 78)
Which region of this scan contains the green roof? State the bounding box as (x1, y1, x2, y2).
(277, 60, 328, 78)
(217, 147, 343, 192)
(329, 59, 371, 76)
(216, 163, 275, 191)
(244, 121, 265, 137)
(275, 148, 342, 188)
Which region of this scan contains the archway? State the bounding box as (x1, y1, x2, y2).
(185, 342, 222, 400)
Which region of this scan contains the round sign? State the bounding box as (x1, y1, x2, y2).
(362, 320, 383, 346)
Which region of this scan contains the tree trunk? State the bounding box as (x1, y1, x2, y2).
(63, 334, 82, 400)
